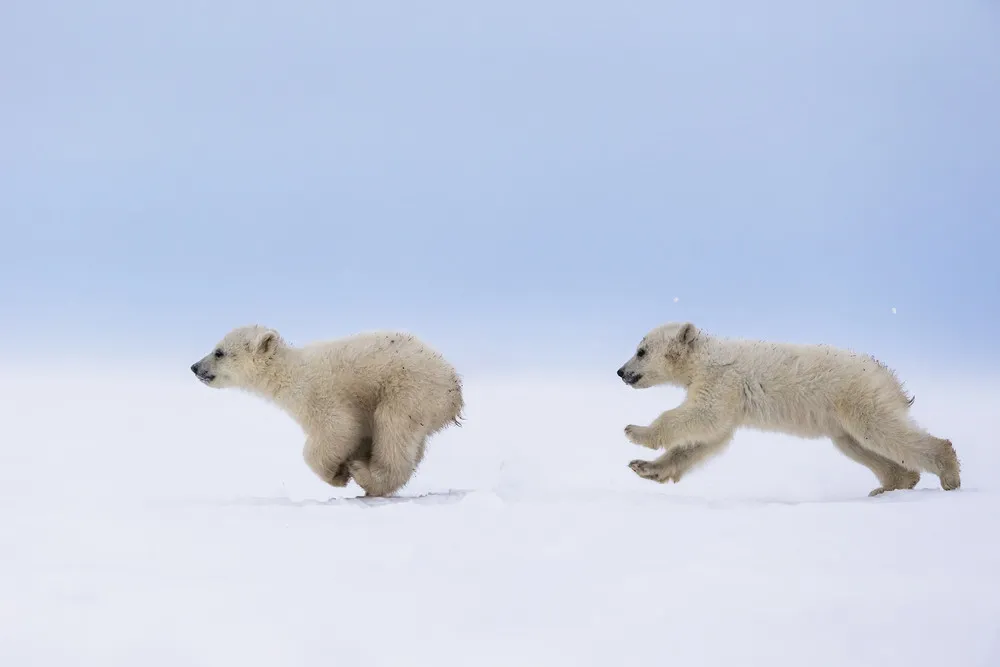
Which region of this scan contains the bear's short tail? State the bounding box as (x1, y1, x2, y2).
(452, 397, 466, 427)
(451, 379, 466, 427)
(874, 355, 915, 409)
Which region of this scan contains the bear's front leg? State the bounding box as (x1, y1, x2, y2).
(629, 456, 681, 483)
(303, 434, 356, 488)
(624, 424, 660, 449)
(627, 399, 737, 451)
(629, 435, 734, 485)
(327, 436, 373, 487)
(328, 463, 352, 487)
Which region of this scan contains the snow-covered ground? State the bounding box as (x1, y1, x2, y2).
(1, 364, 998, 666)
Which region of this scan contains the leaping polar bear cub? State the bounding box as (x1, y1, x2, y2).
(616, 322, 960, 496)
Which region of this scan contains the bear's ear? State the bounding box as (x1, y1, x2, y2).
(677, 322, 698, 346)
(254, 329, 280, 355)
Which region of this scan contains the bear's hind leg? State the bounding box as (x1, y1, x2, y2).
(831, 433, 920, 497)
(935, 438, 961, 490)
(413, 437, 428, 468)
(916, 434, 961, 491)
(840, 412, 960, 492)
(348, 404, 423, 497)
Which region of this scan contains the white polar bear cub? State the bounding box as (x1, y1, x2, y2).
(616, 322, 960, 496)
(191, 325, 465, 497)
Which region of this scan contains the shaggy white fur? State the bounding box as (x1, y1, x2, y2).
(617, 322, 960, 496)
(191, 325, 464, 497)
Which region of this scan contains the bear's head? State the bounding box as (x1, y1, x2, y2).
(617, 321, 700, 389)
(190, 324, 285, 389)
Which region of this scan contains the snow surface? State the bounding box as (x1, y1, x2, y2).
(1, 366, 998, 666)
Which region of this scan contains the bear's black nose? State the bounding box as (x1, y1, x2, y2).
(617, 367, 625, 378)
(190, 363, 199, 375)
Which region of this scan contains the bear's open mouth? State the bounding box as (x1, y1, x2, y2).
(622, 372, 643, 386)
(197, 373, 216, 384)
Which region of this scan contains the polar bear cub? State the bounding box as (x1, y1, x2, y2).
(616, 322, 960, 496)
(191, 325, 465, 497)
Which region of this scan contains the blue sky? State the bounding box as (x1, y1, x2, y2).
(2, 0, 997, 374)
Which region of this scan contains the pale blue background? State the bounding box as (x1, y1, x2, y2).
(2, 0, 997, 373)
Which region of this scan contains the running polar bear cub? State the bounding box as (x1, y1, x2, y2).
(191, 325, 465, 497)
(617, 322, 961, 496)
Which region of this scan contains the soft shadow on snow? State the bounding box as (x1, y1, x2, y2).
(208, 489, 479, 508)
(185, 486, 984, 512)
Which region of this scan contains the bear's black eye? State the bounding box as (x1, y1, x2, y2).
(636, 348, 646, 358)
(214, 348, 225, 359)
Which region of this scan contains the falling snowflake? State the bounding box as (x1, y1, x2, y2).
(673, 297, 680, 303)
(891, 307, 897, 315)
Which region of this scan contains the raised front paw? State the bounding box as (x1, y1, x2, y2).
(629, 459, 678, 484)
(624, 424, 656, 448)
